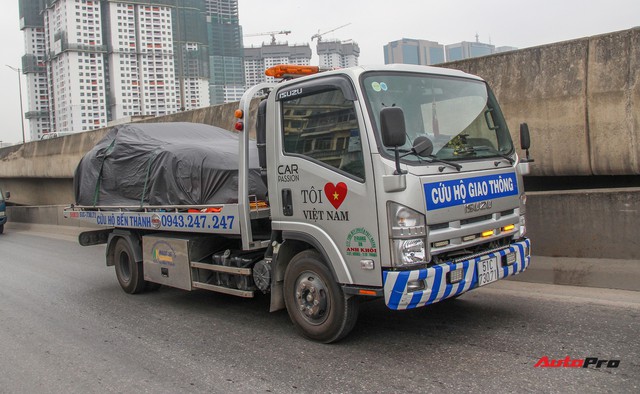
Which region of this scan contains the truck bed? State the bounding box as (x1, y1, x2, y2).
(64, 202, 270, 236)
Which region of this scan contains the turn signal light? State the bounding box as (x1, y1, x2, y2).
(265, 64, 319, 78)
(234, 109, 244, 119)
(481, 230, 495, 238)
(502, 224, 515, 232)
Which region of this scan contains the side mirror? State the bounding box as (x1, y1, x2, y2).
(380, 107, 407, 175)
(519, 123, 531, 150)
(380, 107, 407, 147)
(5, 191, 9, 199)
(519, 123, 534, 168)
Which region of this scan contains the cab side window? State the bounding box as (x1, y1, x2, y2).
(282, 88, 365, 180)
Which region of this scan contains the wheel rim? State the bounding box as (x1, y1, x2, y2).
(118, 250, 132, 283)
(294, 270, 330, 325)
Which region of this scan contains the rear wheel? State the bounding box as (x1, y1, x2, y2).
(113, 238, 146, 294)
(284, 250, 359, 343)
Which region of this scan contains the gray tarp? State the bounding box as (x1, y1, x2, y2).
(74, 122, 267, 207)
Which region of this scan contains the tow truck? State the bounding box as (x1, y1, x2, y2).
(65, 64, 534, 342)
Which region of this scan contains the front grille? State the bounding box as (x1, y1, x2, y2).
(460, 214, 491, 226)
(427, 208, 521, 261)
(430, 237, 513, 266)
(428, 222, 448, 231)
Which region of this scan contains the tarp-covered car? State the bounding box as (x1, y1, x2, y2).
(74, 122, 267, 207)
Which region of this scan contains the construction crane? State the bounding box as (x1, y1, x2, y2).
(244, 30, 292, 45)
(311, 23, 351, 42)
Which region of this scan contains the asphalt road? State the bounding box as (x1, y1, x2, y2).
(0, 225, 638, 393)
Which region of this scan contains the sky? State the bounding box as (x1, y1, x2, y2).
(1, 0, 638, 144)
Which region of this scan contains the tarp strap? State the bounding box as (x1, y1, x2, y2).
(93, 139, 116, 207)
(140, 150, 160, 208)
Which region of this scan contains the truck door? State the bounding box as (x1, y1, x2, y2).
(270, 76, 381, 287)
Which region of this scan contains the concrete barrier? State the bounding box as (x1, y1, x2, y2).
(6, 205, 98, 228)
(443, 28, 640, 176)
(526, 188, 640, 259)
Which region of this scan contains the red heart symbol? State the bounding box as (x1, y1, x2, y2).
(324, 182, 348, 210)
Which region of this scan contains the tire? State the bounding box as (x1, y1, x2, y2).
(0, 224, 4, 234)
(283, 250, 359, 343)
(113, 238, 146, 294)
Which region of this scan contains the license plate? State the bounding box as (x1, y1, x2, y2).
(477, 257, 499, 286)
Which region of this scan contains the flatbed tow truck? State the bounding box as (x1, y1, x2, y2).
(66, 64, 533, 342)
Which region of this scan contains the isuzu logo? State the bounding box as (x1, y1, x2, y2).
(465, 200, 493, 213)
(278, 88, 303, 100)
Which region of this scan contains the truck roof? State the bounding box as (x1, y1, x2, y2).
(273, 63, 485, 88)
(355, 64, 484, 81)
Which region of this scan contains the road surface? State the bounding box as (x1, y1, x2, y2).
(0, 225, 638, 393)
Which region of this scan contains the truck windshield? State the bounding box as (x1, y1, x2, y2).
(362, 72, 514, 162)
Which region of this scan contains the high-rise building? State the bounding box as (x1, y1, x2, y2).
(206, 0, 245, 104)
(383, 38, 445, 66)
(171, 0, 209, 111)
(43, 0, 109, 133)
(317, 40, 359, 69)
(18, 0, 214, 138)
(105, 1, 178, 122)
(244, 43, 312, 86)
(445, 39, 495, 62)
(19, 0, 51, 140)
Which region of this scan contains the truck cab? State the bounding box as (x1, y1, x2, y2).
(251, 64, 531, 340)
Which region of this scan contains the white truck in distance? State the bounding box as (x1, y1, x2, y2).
(65, 64, 534, 343)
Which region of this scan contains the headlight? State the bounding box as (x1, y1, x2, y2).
(396, 207, 419, 227)
(388, 202, 427, 267)
(391, 238, 426, 267)
(387, 202, 425, 232)
(0, 211, 5, 217)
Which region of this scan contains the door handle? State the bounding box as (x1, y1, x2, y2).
(282, 189, 293, 216)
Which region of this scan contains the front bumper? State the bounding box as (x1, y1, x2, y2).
(383, 238, 530, 310)
(0, 215, 6, 225)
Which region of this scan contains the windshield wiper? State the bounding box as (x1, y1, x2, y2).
(387, 147, 460, 171)
(424, 155, 462, 171)
(470, 146, 515, 165)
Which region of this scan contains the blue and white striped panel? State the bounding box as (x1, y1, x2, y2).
(498, 238, 531, 279)
(383, 239, 530, 311)
(383, 260, 476, 310)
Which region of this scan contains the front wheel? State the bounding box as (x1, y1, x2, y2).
(0, 224, 4, 234)
(113, 238, 146, 294)
(283, 250, 358, 343)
